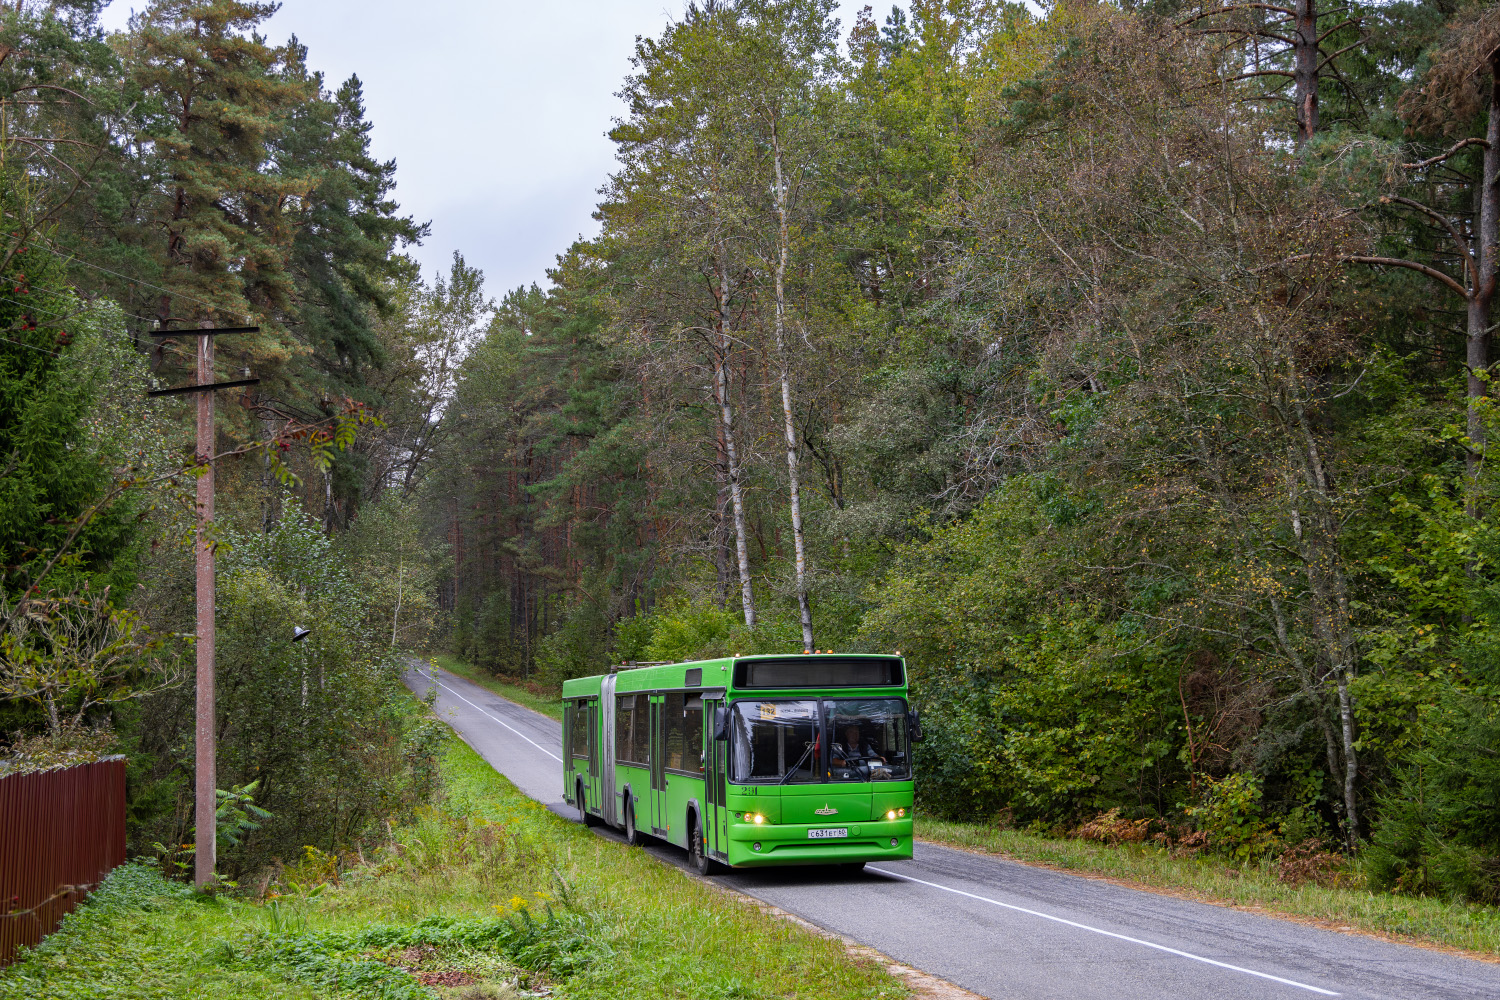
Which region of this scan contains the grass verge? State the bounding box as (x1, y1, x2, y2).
(917, 818, 1500, 958)
(6, 738, 904, 1000)
(426, 654, 563, 721)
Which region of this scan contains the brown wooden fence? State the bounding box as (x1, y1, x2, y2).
(0, 757, 126, 966)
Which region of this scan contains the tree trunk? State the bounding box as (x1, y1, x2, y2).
(1336, 669, 1359, 849)
(391, 541, 403, 648)
(1468, 50, 1500, 478)
(1269, 587, 1350, 837)
(770, 122, 813, 652)
(1289, 397, 1361, 849)
(716, 258, 756, 630)
(1293, 1, 1318, 147)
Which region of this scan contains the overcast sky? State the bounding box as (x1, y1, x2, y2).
(99, 1, 897, 299)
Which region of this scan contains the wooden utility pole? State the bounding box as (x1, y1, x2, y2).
(193, 324, 216, 887)
(148, 325, 260, 888)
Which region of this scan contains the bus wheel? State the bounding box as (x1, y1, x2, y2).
(688, 816, 711, 876)
(577, 780, 597, 827)
(623, 800, 641, 846)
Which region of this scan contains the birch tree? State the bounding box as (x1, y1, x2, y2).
(735, 0, 840, 650)
(605, 2, 762, 627)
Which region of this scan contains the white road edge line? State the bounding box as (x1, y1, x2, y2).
(424, 671, 563, 763)
(866, 867, 1339, 997)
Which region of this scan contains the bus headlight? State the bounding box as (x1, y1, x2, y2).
(887, 810, 897, 821)
(753, 813, 765, 824)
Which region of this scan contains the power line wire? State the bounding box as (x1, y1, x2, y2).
(0, 293, 84, 323)
(0, 334, 59, 357)
(0, 296, 248, 392)
(22, 241, 255, 323)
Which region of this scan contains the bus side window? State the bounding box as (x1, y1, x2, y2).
(664, 692, 685, 770)
(569, 701, 588, 758)
(685, 696, 704, 772)
(633, 695, 650, 765)
(616, 694, 634, 763)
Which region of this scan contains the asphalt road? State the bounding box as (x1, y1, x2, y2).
(405, 663, 1500, 1000)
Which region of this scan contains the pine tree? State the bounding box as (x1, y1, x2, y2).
(118, 0, 312, 386)
(277, 56, 429, 391)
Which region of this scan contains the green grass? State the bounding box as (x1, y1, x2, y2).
(6, 739, 904, 1000)
(426, 654, 563, 721)
(917, 818, 1500, 958)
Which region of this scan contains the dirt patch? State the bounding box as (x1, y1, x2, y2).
(417, 969, 479, 987)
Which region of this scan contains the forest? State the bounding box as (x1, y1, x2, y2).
(3, 0, 1500, 907)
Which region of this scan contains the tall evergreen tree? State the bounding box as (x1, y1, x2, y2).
(116, 1, 311, 386)
(277, 54, 428, 392)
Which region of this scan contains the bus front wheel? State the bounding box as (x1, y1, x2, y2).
(688, 815, 711, 876)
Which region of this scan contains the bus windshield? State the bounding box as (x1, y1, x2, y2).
(729, 698, 911, 783)
(828, 698, 911, 781)
(730, 700, 820, 784)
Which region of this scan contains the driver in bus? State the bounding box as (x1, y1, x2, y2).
(833, 725, 884, 767)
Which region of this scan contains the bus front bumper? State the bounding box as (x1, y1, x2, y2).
(724, 818, 914, 867)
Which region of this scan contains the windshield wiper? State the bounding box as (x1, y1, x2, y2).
(779, 741, 817, 784)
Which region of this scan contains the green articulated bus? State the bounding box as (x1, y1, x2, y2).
(561, 653, 921, 874)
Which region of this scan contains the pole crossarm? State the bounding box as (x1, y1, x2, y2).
(147, 377, 261, 397)
(149, 325, 260, 337)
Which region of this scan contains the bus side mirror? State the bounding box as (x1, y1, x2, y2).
(713, 705, 730, 741)
(907, 709, 924, 743)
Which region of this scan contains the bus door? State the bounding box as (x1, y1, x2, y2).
(649, 694, 665, 835)
(704, 698, 729, 858)
(562, 699, 574, 803)
(586, 698, 599, 814)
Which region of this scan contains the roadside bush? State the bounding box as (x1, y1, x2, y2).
(897, 617, 1184, 825)
(862, 481, 1190, 826)
(1275, 839, 1351, 888)
(1076, 808, 1154, 846)
(1186, 773, 1277, 861)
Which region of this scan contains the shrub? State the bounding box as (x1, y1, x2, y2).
(1076, 808, 1154, 846)
(1275, 839, 1349, 888)
(1186, 773, 1277, 861)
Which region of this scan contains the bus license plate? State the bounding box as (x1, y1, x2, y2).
(809, 827, 848, 839)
